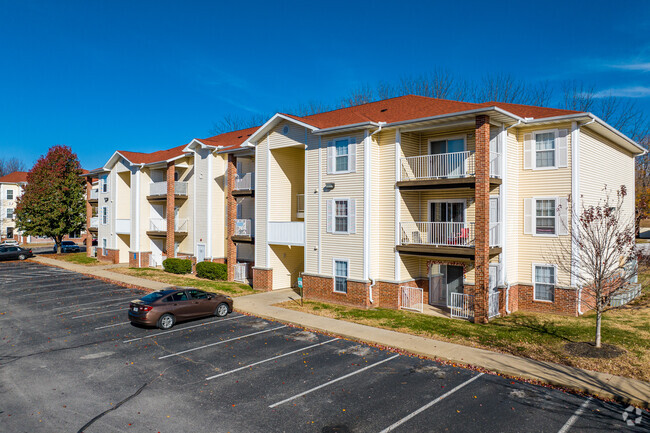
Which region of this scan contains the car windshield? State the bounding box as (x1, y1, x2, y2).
(140, 291, 167, 303)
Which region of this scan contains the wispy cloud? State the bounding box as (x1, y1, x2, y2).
(593, 86, 650, 98)
(609, 62, 650, 72)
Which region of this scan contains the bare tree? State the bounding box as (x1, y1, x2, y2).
(0, 158, 26, 177)
(210, 113, 269, 135)
(340, 84, 375, 108)
(471, 73, 553, 106)
(550, 185, 640, 348)
(561, 80, 597, 112)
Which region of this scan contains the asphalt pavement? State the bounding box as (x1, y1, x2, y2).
(0, 261, 648, 432)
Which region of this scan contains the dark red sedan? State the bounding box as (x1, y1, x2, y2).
(128, 287, 233, 329)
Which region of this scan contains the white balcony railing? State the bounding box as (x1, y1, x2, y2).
(234, 263, 248, 282)
(235, 172, 254, 190)
(296, 194, 305, 219)
(450, 292, 474, 320)
(400, 222, 502, 248)
(90, 189, 99, 200)
(234, 219, 254, 237)
(400, 151, 502, 181)
(149, 218, 188, 232)
(268, 221, 304, 246)
(400, 286, 424, 312)
(488, 292, 500, 318)
(115, 219, 131, 235)
(149, 181, 188, 197)
(90, 217, 99, 228)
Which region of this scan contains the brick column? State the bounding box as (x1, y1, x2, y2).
(85, 178, 93, 257)
(474, 115, 490, 323)
(166, 162, 176, 258)
(226, 154, 237, 281)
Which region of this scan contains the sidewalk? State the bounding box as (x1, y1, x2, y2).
(31, 256, 650, 408)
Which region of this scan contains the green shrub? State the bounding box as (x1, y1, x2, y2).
(196, 261, 227, 280)
(163, 258, 192, 274)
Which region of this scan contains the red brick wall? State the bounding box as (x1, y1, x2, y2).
(516, 284, 579, 316)
(97, 248, 119, 264)
(253, 267, 273, 291)
(375, 279, 425, 310)
(474, 115, 491, 323)
(129, 251, 151, 268)
(166, 162, 175, 258)
(303, 274, 371, 308)
(226, 154, 237, 281)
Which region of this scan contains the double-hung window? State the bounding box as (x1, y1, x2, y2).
(335, 139, 349, 172)
(534, 265, 555, 302)
(101, 207, 108, 225)
(535, 132, 556, 168)
(335, 200, 349, 233)
(327, 137, 355, 174)
(6, 208, 13, 219)
(6, 189, 13, 200)
(334, 259, 349, 293)
(535, 199, 556, 235)
(102, 238, 107, 255)
(101, 175, 108, 193)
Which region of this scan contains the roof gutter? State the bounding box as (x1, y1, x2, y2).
(312, 121, 379, 135)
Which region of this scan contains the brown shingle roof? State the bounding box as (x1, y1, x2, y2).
(198, 126, 260, 152)
(0, 171, 28, 183)
(117, 144, 188, 165)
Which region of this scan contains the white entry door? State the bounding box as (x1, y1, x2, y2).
(196, 244, 206, 263)
(150, 239, 163, 267)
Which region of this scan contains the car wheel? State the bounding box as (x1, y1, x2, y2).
(18, 254, 26, 260)
(214, 302, 229, 317)
(157, 313, 175, 330)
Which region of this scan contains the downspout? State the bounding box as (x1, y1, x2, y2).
(366, 122, 385, 304)
(502, 119, 520, 316)
(505, 283, 511, 314)
(577, 287, 584, 315)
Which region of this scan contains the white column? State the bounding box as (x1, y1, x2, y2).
(363, 129, 371, 281)
(499, 124, 507, 285)
(207, 151, 213, 259)
(394, 128, 401, 282)
(571, 121, 580, 287)
(318, 135, 322, 274)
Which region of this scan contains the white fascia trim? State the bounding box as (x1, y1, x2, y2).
(103, 151, 133, 171)
(247, 113, 318, 145)
(312, 122, 379, 135)
(183, 139, 223, 152)
(384, 107, 523, 129)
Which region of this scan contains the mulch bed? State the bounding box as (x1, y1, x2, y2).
(564, 342, 626, 359)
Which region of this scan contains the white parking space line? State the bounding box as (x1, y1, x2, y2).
(268, 354, 400, 408)
(71, 308, 126, 319)
(122, 315, 246, 343)
(51, 295, 137, 311)
(377, 373, 484, 432)
(94, 321, 131, 330)
(35, 287, 137, 302)
(158, 325, 288, 359)
(557, 397, 592, 433)
(14, 283, 115, 297)
(206, 338, 339, 380)
(60, 301, 132, 315)
(5, 280, 91, 292)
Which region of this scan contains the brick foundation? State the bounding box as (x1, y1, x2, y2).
(375, 279, 426, 310)
(302, 274, 371, 308)
(515, 284, 579, 315)
(129, 251, 152, 268)
(253, 267, 273, 291)
(97, 248, 119, 264)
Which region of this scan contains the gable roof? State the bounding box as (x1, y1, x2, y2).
(0, 171, 28, 184)
(197, 126, 260, 153)
(117, 144, 188, 165)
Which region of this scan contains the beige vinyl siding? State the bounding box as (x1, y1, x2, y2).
(376, 129, 397, 281)
(305, 132, 320, 274)
(139, 169, 152, 252)
(320, 131, 365, 280)
(270, 245, 303, 289)
(505, 130, 520, 284)
(517, 123, 572, 286)
(193, 150, 210, 255)
(269, 147, 304, 221)
(211, 153, 226, 259)
(579, 128, 635, 220)
(269, 121, 307, 150)
(255, 134, 269, 267)
(175, 157, 193, 254)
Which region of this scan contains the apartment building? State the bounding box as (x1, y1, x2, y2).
(86, 95, 643, 322)
(0, 171, 28, 242)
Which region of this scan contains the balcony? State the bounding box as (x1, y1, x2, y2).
(234, 263, 249, 282)
(233, 173, 254, 196)
(397, 151, 502, 190)
(147, 218, 189, 237)
(147, 181, 188, 201)
(268, 221, 304, 246)
(296, 194, 304, 219)
(115, 219, 131, 235)
(89, 189, 98, 202)
(89, 217, 98, 231)
(232, 218, 254, 243)
(397, 222, 501, 258)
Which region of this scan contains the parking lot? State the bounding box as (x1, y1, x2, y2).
(0, 261, 648, 432)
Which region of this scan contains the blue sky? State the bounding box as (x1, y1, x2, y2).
(0, 0, 648, 170)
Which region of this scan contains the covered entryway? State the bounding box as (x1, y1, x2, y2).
(269, 245, 303, 290)
(429, 264, 464, 308)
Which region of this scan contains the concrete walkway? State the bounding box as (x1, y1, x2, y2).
(30, 256, 650, 408)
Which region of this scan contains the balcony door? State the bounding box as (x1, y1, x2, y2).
(429, 200, 466, 245)
(429, 137, 465, 178)
(429, 264, 464, 307)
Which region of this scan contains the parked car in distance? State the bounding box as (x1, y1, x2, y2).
(128, 287, 233, 329)
(0, 240, 19, 246)
(54, 241, 81, 253)
(0, 246, 33, 261)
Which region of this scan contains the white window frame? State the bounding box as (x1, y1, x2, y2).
(532, 263, 557, 302)
(101, 206, 108, 225)
(426, 199, 467, 223)
(532, 129, 558, 170)
(332, 137, 352, 174)
(6, 189, 13, 200)
(427, 135, 467, 155)
(101, 175, 109, 193)
(333, 198, 351, 234)
(333, 258, 350, 294)
(102, 238, 107, 256)
(532, 197, 557, 237)
(6, 208, 14, 219)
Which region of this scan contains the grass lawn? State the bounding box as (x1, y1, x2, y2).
(109, 267, 255, 297)
(279, 276, 650, 381)
(42, 252, 101, 265)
